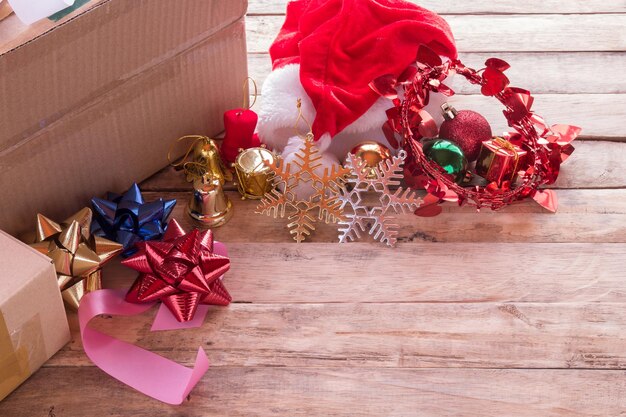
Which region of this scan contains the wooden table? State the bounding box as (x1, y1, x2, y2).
(2, 1, 626, 415)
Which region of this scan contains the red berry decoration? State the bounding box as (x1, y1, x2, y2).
(439, 104, 492, 162)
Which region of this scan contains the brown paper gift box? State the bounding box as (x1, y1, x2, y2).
(0, 230, 70, 401)
(0, 0, 249, 236)
(0, 1, 12, 22)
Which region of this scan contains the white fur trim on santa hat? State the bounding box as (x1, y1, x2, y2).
(257, 62, 451, 160)
(257, 63, 394, 154)
(279, 135, 341, 200)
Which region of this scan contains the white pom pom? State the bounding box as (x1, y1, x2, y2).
(280, 136, 340, 201)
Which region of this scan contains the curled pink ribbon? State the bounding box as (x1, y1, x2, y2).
(77, 242, 229, 404)
(79, 290, 208, 404)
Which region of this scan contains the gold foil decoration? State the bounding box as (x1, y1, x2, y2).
(29, 208, 123, 309)
(187, 174, 233, 227)
(350, 141, 392, 179)
(168, 135, 233, 183)
(233, 146, 276, 199)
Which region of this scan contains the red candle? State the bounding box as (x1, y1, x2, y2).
(221, 108, 261, 163)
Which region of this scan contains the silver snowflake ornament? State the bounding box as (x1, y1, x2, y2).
(336, 150, 423, 247)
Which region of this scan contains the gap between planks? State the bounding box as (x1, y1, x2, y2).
(247, 52, 626, 94)
(248, 0, 626, 15)
(240, 93, 626, 139)
(98, 242, 626, 304)
(50, 299, 626, 369)
(142, 141, 626, 191)
(245, 14, 626, 53)
(134, 190, 626, 243)
(2, 367, 625, 417)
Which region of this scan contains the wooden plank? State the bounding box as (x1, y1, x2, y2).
(249, 52, 626, 94)
(140, 141, 626, 191)
(135, 189, 626, 243)
(2, 367, 626, 416)
(51, 300, 626, 368)
(246, 14, 626, 53)
(242, 93, 622, 138)
(94, 242, 626, 304)
(3, 3, 625, 415)
(249, 0, 626, 15)
(447, 95, 623, 139)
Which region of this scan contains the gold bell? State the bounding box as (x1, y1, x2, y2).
(186, 137, 233, 184)
(187, 174, 233, 227)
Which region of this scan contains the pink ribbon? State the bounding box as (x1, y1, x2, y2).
(77, 242, 228, 404)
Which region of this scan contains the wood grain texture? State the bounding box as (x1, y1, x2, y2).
(2, 367, 626, 417)
(51, 299, 626, 368)
(246, 14, 626, 53)
(132, 188, 626, 243)
(141, 140, 626, 191)
(244, 92, 624, 139)
(3, 1, 626, 415)
(448, 95, 624, 138)
(91, 242, 626, 304)
(248, 0, 626, 15)
(248, 52, 626, 94)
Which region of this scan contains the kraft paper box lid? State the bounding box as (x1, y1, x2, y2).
(0, 230, 70, 401)
(0, 0, 249, 236)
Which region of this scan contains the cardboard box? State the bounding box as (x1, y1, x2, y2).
(0, 0, 249, 236)
(0, 230, 70, 401)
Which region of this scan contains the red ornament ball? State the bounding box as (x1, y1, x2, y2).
(439, 108, 492, 162)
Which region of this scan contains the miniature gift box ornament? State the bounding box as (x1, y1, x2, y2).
(475, 136, 528, 186)
(221, 109, 261, 164)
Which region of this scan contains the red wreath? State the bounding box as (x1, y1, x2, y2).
(372, 45, 581, 216)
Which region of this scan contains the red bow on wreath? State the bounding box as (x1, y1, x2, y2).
(123, 219, 232, 322)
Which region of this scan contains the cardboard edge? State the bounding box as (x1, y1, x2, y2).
(0, 2, 249, 153)
(0, 230, 56, 302)
(0, 230, 53, 265)
(0, 0, 248, 58)
(0, 0, 110, 57)
(0, 16, 248, 160)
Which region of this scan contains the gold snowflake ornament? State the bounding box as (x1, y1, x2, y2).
(336, 150, 423, 247)
(256, 134, 350, 242)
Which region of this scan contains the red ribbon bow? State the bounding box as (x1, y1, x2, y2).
(123, 219, 232, 322)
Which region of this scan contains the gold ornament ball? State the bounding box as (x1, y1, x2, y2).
(349, 142, 392, 178)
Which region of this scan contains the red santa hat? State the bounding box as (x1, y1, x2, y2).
(257, 0, 457, 155)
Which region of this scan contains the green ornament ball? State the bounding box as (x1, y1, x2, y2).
(421, 138, 468, 183)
